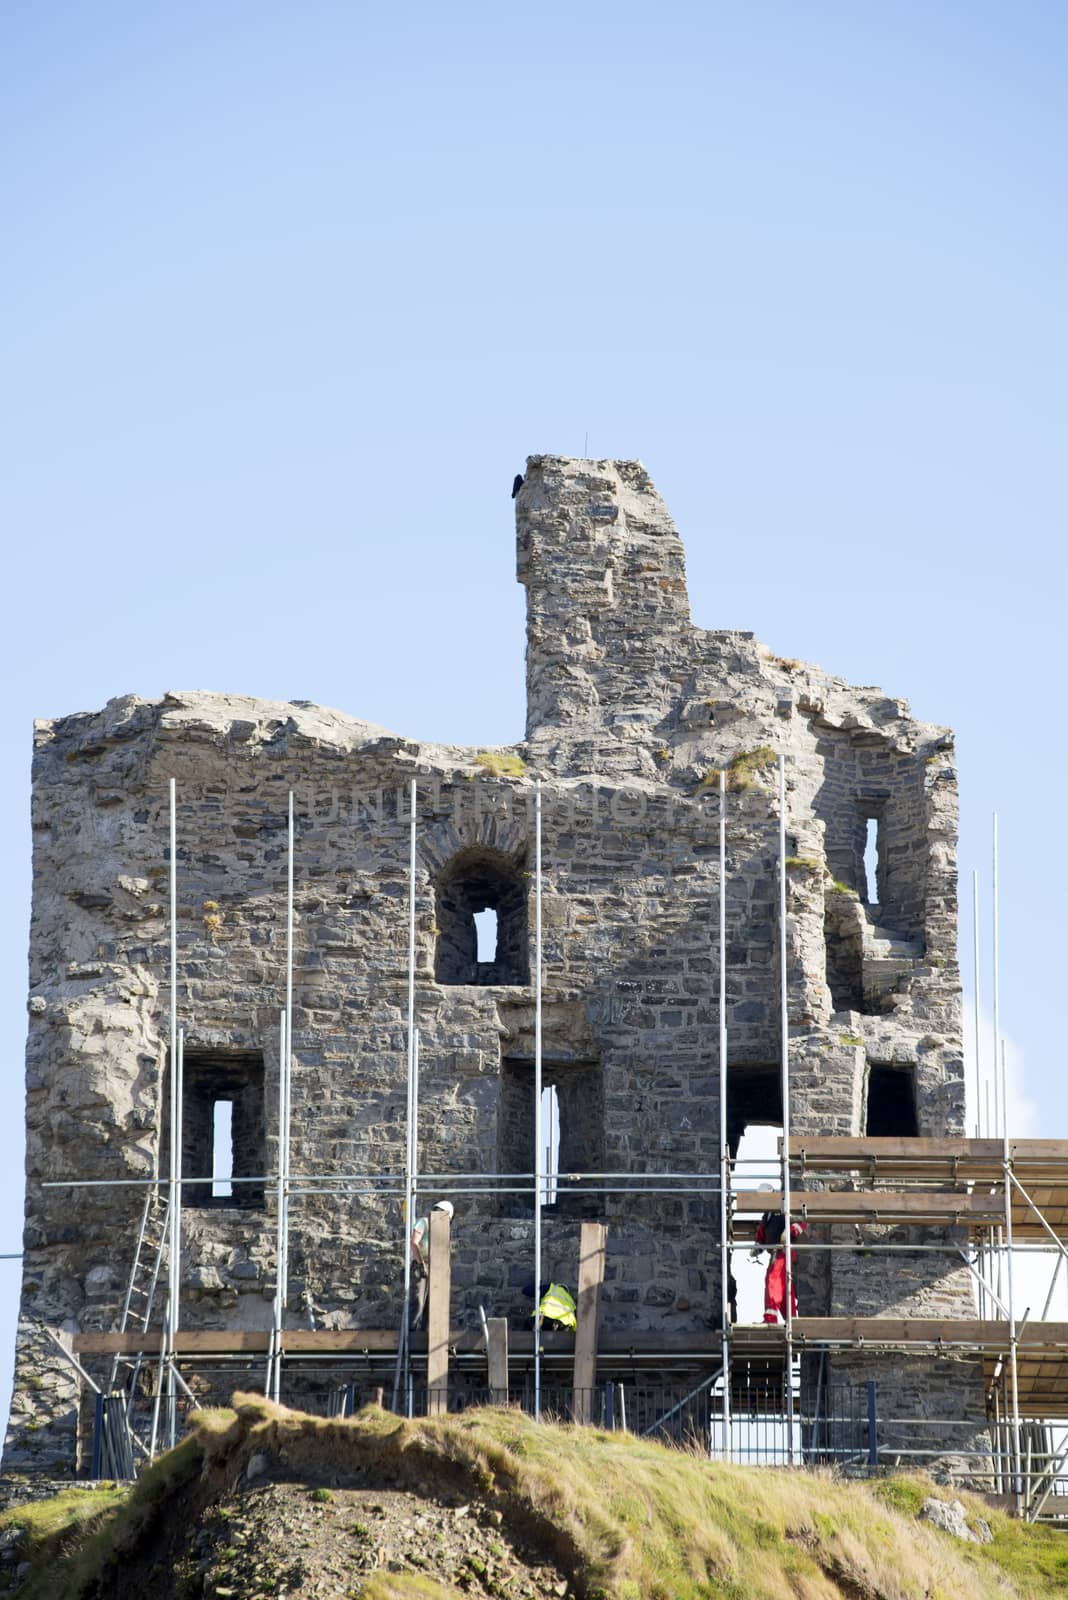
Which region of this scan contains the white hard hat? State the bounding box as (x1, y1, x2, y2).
(758, 1183, 775, 1193)
(433, 1200, 455, 1219)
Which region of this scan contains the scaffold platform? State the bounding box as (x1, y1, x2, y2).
(782, 1138, 1068, 1242)
(70, 1319, 1068, 1418)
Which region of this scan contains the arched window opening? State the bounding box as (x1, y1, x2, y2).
(435, 847, 528, 986)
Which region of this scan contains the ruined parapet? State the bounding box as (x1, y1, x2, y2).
(4, 456, 982, 1479)
(517, 456, 692, 756)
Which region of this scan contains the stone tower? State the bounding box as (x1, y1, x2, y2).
(3, 456, 983, 1477)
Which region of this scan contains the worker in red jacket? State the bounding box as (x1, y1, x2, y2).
(753, 1185, 805, 1324)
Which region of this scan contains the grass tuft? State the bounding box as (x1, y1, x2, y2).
(470, 751, 526, 778)
(0, 1483, 128, 1587)
(362, 1575, 470, 1599)
(694, 746, 778, 796)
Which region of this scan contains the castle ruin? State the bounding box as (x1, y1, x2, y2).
(4, 455, 991, 1479)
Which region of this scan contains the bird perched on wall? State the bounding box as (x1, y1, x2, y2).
(511, 473, 524, 498)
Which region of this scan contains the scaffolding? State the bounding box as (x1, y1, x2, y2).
(33, 762, 1068, 1522)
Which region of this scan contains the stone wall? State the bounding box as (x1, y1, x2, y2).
(3, 456, 984, 1477)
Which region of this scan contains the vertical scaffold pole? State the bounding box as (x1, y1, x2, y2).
(1001, 1037, 1023, 1516)
(408, 1028, 420, 1420)
(992, 813, 1001, 1139)
(992, 812, 1021, 1509)
(287, 791, 295, 1057)
(991, 811, 1006, 1320)
(972, 868, 987, 1320)
(169, 1026, 184, 1447)
(269, 1010, 286, 1400)
(406, 783, 418, 1415)
(274, 793, 296, 1403)
(972, 870, 982, 1139)
(718, 769, 731, 1460)
(392, 782, 418, 1414)
(534, 780, 544, 1422)
(778, 755, 795, 1464)
(165, 779, 179, 1450)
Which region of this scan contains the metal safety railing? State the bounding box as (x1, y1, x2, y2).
(323, 1377, 878, 1468)
(91, 1365, 1068, 1524)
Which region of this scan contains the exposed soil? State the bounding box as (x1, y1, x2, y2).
(130, 1476, 572, 1599)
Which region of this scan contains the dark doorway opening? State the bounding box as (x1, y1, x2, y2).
(865, 1063, 918, 1137)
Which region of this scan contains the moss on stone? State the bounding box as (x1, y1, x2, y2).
(470, 752, 526, 778)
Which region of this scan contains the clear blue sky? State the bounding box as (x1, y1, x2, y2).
(2, 4, 1066, 1429)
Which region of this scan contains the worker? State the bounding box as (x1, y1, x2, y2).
(536, 1282, 577, 1330)
(409, 1200, 454, 1331)
(752, 1183, 805, 1324)
(525, 1279, 578, 1331)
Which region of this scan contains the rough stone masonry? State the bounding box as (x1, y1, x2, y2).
(3, 455, 986, 1477)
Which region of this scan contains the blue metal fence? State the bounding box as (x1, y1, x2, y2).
(325, 1376, 876, 1468)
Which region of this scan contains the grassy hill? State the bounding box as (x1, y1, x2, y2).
(1, 1396, 1066, 1599)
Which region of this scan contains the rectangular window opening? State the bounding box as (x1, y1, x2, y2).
(499, 1057, 602, 1216)
(865, 1064, 919, 1137)
(179, 1050, 265, 1209)
(212, 1100, 234, 1200)
(474, 907, 499, 963)
(725, 1064, 783, 1155)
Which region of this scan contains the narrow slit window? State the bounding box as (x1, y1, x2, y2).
(474, 908, 499, 963)
(212, 1100, 234, 1199)
(542, 1083, 559, 1205)
(863, 817, 879, 906)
